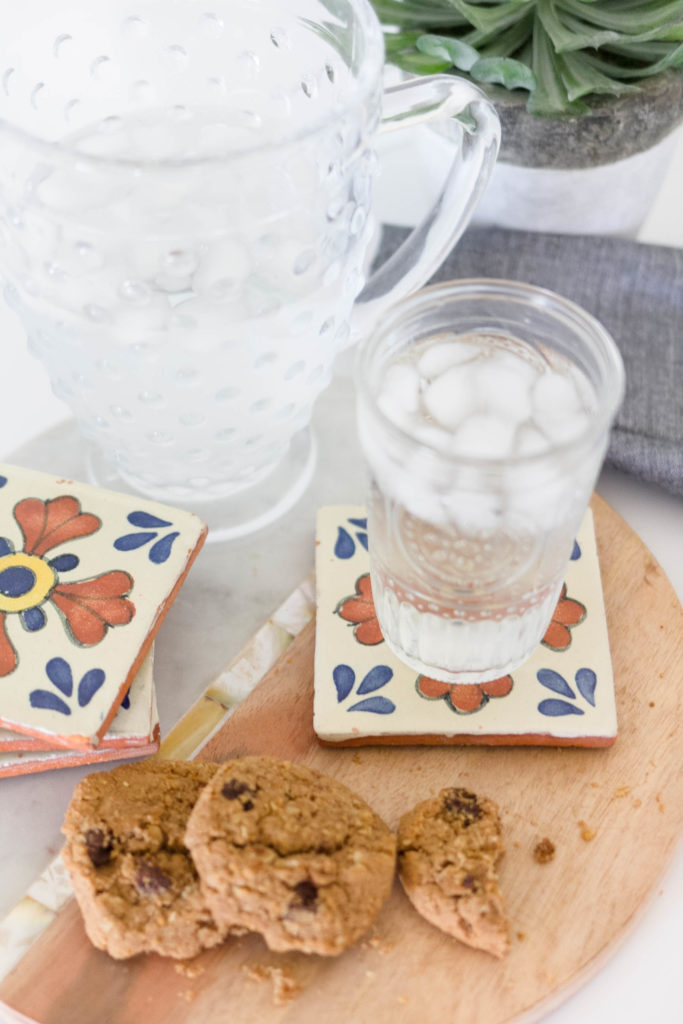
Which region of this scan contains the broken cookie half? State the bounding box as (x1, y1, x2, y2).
(62, 760, 226, 959)
(397, 786, 510, 958)
(185, 755, 396, 955)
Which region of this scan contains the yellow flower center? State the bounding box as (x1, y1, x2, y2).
(0, 553, 56, 613)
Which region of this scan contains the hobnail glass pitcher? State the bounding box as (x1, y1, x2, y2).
(0, 0, 500, 537)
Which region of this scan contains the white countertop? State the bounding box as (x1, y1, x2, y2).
(0, 128, 681, 1023)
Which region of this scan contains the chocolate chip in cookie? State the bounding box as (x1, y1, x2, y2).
(84, 828, 114, 868)
(442, 788, 484, 826)
(62, 760, 227, 960)
(397, 786, 509, 958)
(186, 756, 396, 956)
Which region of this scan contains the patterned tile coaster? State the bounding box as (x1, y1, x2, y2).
(0, 648, 156, 754)
(0, 463, 206, 750)
(314, 506, 617, 748)
(0, 652, 159, 777)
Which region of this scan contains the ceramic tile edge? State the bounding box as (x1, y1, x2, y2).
(0, 572, 316, 981)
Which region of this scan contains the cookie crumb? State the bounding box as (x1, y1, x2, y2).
(533, 838, 555, 864)
(242, 963, 303, 1006)
(243, 964, 269, 983)
(578, 820, 596, 842)
(272, 969, 302, 1006)
(656, 792, 665, 813)
(362, 931, 395, 954)
(179, 990, 197, 1002)
(612, 786, 631, 799)
(174, 960, 205, 979)
(516, 931, 527, 942)
(632, 798, 642, 809)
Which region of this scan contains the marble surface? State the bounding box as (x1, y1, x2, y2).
(0, 132, 681, 1023)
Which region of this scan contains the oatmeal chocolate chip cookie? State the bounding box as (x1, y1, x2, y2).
(185, 756, 396, 956)
(397, 787, 509, 958)
(62, 760, 227, 959)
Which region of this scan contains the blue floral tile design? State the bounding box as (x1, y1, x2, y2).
(334, 517, 368, 560)
(114, 512, 180, 564)
(537, 667, 598, 717)
(29, 658, 106, 716)
(332, 663, 395, 714)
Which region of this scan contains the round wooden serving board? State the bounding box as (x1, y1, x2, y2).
(1, 495, 681, 1024)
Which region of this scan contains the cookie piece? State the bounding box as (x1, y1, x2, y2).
(62, 760, 226, 959)
(185, 756, 396, 955)
(397, 787, 509, 957)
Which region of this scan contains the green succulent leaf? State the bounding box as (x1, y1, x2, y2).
(589, 39, 683, 77)
(451, 0, 535, 35)
(536, 0, 620, 51)
(527, 16, 589, 114)
(417, 32, 481, 69)
(372, 0, 469, 28)
(561, 0, 683, 35)
(384, 29, 422, 55)
(477, 11, 536, 56)
(560, 9, 683, 47)
(470, 55, 537, 89)
(556, 49, 641, 98)
(373, 0, 683, 115)
(389, 50, 454, 73)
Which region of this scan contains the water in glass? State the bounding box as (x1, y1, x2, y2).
(359, 308, 619, 683)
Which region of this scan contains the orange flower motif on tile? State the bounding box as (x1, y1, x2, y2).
(50, 571, 135, 646)
(416, 674, 514, 715)
(0, 496, 135, 675)
(14, 495, 100, 559)
(335, 573, 384, 646)
(542, 584, 586, 651)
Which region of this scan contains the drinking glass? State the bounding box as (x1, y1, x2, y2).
(356, 279, 625, 683)
(0, 0, 499, 538)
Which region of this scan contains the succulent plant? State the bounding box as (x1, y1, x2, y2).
(371, 0, 683, 115)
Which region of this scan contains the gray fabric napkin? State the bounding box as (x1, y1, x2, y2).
(377, 226, 683, 497)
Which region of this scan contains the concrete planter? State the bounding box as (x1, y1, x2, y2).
(472, 71, 683, 237)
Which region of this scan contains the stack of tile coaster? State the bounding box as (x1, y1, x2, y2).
(314, 506, 617, 748)
(0, 463, 207, 777)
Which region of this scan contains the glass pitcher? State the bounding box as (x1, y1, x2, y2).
(0, 0, 499, 538)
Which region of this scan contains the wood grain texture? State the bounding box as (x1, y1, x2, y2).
(1, 495, 681, 1024)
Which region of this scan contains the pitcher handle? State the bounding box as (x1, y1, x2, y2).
(350, 75, 500, 341)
